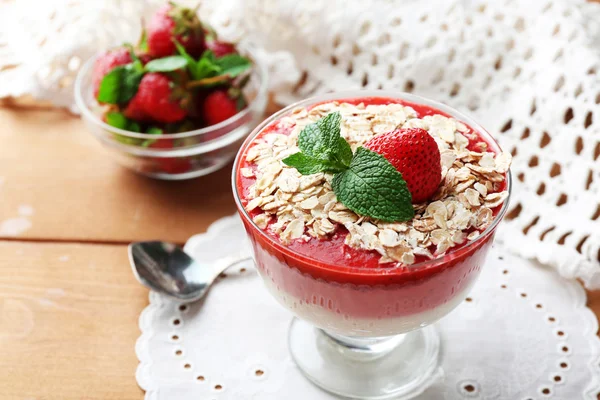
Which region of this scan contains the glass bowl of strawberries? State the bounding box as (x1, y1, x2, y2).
(74, 2, 268, 180)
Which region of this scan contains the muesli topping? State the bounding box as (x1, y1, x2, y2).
(243, 101, 511, 265)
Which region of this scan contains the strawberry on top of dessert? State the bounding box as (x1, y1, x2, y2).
(238, 99, 511, 267)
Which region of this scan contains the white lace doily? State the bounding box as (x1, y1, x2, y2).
(1, 0, 599, 286)
(136, 215, 600, 400)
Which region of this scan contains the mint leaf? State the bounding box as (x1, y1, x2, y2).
(235, 93, 247, 111)
(121, 65, 143, 101)
(202, 50, 218, 64)
(282, 112, 414, 222)
(97, 67, 124, 104)
(175, 42, 222, 80)
(131, 59, 144, 73)
(297, 112, 352, 169)
(215, 54, 251, 77)
(194, 56, 221, 79)
(146, 127, 163, 135)
(141, 127, 163, 147)
(282, 152, 332, 175)
(105, 112, 145, 145)
(145, 56, 188, 72)
(128, 121, 141, 132)
(105, 111, 141, 132)
(97, 65, 143, 104)
(174, 41, 197, 67)
(332, 147, 414, 222)
(105, 111, 129, 129)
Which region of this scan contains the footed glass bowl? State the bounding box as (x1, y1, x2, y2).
(74, 45, 268, 180)
(233, 90, 511, 399)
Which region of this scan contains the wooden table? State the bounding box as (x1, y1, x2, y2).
(0, 103, 599, 400)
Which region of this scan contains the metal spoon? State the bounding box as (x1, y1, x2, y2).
(128, 241, 252, 302)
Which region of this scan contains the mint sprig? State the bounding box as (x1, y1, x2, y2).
(141, 126, 163, 147)
(105, 111, 145, 145)
(145, 56, 188, 72)
(283, 112, 414, 222)
(97, 63, 144, 105)
(105, 111, 140, 132)
(97, 40, 252, 105)
(284, 112, 352, 174)
(215, 54, 252, 77)
(174, 42, 252, 86)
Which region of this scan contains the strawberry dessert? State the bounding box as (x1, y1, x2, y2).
(234, 95, 511, 336)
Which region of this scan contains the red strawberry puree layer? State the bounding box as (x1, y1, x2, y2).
(235, 97, 506, 336)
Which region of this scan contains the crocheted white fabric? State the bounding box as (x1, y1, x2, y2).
(1, 0, 599, 286)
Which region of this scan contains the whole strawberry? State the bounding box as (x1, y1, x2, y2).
(201, 89, 242, 126)
(147, 3, 205, 58)
(364, 128, 441, 203)
(149, 135, 192, 174)
(207, 40, 236, 57)
(92, 47, 132, 98)
(124, 73, 188, 123)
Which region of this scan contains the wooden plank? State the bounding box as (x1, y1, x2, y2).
(0, 107, 237, 244)
(0, 241, 146, 400)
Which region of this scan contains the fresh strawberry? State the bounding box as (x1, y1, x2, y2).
(124, 73, 188, 123)
(147, 3, 205, 58)
(364, 128, 442, 203)
(138, 54, 153, 65)
(200, 89, 241, 126)
(207, 40, 236, 57)
(149, 136, 192, 174)
(92, 47, 132, 98)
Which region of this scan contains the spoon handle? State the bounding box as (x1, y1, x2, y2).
(211, 255, 253, 277)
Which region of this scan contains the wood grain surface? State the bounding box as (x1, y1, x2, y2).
(0, 108, 236, 244)
(0, 241, 146, 400)
(0, 100, 598, 400)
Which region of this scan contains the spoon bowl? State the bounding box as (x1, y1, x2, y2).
(129, 241, 250, 302)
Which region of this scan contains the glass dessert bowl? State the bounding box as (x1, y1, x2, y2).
(232, 91, 511, 399)
(75, 45, 268, 180)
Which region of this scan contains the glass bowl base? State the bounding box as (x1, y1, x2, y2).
(121, 156, 231, 181)
(288, 318, 441, 399)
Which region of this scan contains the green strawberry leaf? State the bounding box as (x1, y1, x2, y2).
(124, 43, 141, 64)
(145, 56, 188, 72)
(215, 54, 251, 77)
(97, 64, 143, 104)
(332, 147, 414, 222)
(131, 59, 145, 73)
